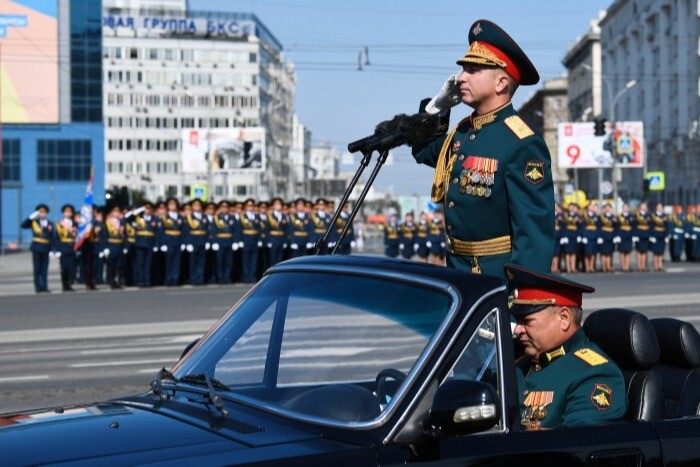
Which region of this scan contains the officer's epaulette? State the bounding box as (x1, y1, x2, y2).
(574, 348, 608, 366)
(504, 115, 534, 140)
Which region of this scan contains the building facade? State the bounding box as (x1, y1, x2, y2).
(102, 5, 296, 202)
(518, 77, 570, 201)
(1, 0, 105, 249)
(289, 114, 312, 197)
(599, 0, 699, 205)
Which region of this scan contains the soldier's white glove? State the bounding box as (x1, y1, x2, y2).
(180, 244, 186, 251)
(205, 242, 211, 250)
(238, 242, 244, 249)
(186, 244, 194, 253)
(232, 243, 239, 251)
(290, 244, 299, 250)
(613, 236, 621, 244)
(582, 238, 588, 244)
(328, 242, 336, 248)
(426, 241, 432, 248)
(29, 210, 40, 220)
(665, 237, 669, 244)
(692, 235, 697, 240)
(152, 246, 158, 252)
(57, 251, 64, 258)
(104, 249, 110, 257)
(425, 73, 461, 114)
(267, 243, 272, 248)
(123, 248, 129, 254)
(576, 236, 582, 243)
(160, 245, 168, 252)
(413, 244, 419, 251)
(257, 241, 263, 247)
(685, 233, 690, 238)
(212, 243, 220, 251)
(306, 242, 314, 249)
(49, 251, 55, 258)
(283, 243, 288, 249)
(597, 238, 604, 245)
(649, 237, 656, 244)
(399, 244, 405, 249)
(350, 241, 356, 248)
(560, 238, 568, 245)
(98, 251, 104, 259)
(440, 242, 446, 248)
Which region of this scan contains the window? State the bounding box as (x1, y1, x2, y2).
(444, 310, 500, 387)
(2, 139, 20, 181)
(249, 52, 257, 63)
(129, 47, 138, 59)
(37, 139, 91, 182)
(236, 185, 248, 196)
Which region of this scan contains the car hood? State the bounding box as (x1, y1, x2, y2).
(0, 394, 347, 466)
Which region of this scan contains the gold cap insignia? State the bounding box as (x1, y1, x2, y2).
(472, 22, 483, 36)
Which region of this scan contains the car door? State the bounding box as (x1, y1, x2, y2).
(380, 305, 664, 466)
(652, 418, 700, 465)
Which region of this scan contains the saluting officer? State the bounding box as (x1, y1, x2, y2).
(267, 197, 290, 265)
(381, 213, 401, 258)
(104, 204, 124, 289)
(212, 200, 240, 284)
(126, 202, 159, 287)
(183, 198, 210, 285)
(650, 203, 669, 272)
(21, 204, 54, 293)
(399, 212, 416, 260)
(507, 264, 627, 430)
(412, 20, 554, 282)
(633, 202, 651, 272)
(668, 206, 685, 262)
(239, 199, 261, 283)
(55, 204, 78, 292)
(158, 197, 184, 286)
(288, 198, 312, 258)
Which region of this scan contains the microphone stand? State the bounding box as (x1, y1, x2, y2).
(315, 148, 373, 255)
(330, 149, 389, 255)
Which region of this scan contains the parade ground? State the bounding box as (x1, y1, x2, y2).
(1, 250, 699, 414)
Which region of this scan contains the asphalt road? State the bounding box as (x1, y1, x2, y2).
(0, 252, 698, 414)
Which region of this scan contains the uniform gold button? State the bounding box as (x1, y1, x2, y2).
(452, 178, 458, 184)
(469, 134, 476, 140)
(448, 201, 454, 208)
(459, 155, 465, 161)
(447, 225, 453, 232)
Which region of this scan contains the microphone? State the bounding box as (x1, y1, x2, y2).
(347, 112, 440, 154)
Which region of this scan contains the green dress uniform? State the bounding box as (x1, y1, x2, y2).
(516, 328, 627, 430)
(412, 20, 554, 282)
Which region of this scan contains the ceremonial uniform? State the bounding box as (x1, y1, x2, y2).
(288, 210, 312, 258)
(131, 209, 159, 287)
(311, 204, 331, 255)
(617, 211, 634, 253)
(669, 212, 685, 261)
(266, 208, 290, 265)
(21, 205, 54, 293)
(381, 219, 401, 258)
(399, 219, 416, 259)
(633, 209, 651, 253)
(122, 220, 137, 286)
(412, 21, 554, 282)
(183, 207, 210, 285)
(553, 211, 565, 258)
(686, 209, 699, 261)
(212, 209, 241, 284)
(239, 205, 261, 283)
(257, 203, 271, 276)
(205, 210, 218, 284)
(650, 210, 669, 256)
(562, 210, 581, 254)
(580, 210, 600, 256)
(159, 209, 184, 286)
(428, 217, 446, 258)
(599, 212, 617, 256)
(333, 210, 355, 255)
(55, 207, 78, 292)
(414, 219, 430, 260)
(507, 264, 627, 430)
(92, 216, 106, 285)
(104, 211, 124, 288)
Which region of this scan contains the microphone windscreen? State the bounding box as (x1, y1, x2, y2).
(375, 114, 407, 135)
(401, 113, 440, 146)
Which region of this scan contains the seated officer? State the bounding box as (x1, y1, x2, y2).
(506, 264, 627, 430)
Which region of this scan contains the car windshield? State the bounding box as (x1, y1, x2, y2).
(174, 270, 454, 425)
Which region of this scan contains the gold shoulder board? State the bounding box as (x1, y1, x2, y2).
(574, 348, 608, 366)
(504, 115, 534, 140)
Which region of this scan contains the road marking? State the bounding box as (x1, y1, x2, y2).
(70, 359, 177, 369)
(0, 375, 50, 383)
(79, 345, 185, 356)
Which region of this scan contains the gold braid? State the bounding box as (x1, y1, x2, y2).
(431, 118, 469, 203)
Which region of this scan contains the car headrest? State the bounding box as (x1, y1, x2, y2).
(650, 318, 700, 368)
(583, 308, 659, 371)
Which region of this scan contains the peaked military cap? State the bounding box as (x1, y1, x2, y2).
(217, 200, 230, 208)
(258, 200, 269, 208)
(244, 198, 256, 207)
(505, 264, 595, 316)
(271, 197, 284, 206)
(35, 203, 50, 212)
(61, 204, 75, 213)
(457, 19, 540, 86)
(190, 198, 203, 208)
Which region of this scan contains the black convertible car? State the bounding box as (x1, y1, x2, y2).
(2, 256, 699, 466)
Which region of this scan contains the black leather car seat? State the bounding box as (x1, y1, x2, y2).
(650, 318, 700, 418)
(583, 308, 664, 422)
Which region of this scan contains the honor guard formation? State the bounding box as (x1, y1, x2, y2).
(20, 197, 355, 293)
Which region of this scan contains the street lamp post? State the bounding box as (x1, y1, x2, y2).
(609, 79, 637, 211)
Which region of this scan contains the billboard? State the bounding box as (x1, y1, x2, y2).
(557, 121, 644, 169)
(181, 128, 266, 174)
(0, 0, 58, 123)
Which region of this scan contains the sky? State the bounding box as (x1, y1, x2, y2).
(196, 0, 613, 195)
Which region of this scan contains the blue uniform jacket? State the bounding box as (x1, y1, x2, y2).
(54, 219, 77, 254)
(266, 212, 290, 248)
(183, 213, 210, 248)
(239, 212, 261, 248)
(158, 213, 183, 248)
(212, 213, 240, 249)
(21, 217, 54, 254)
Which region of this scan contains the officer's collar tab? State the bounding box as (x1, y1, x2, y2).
(470, 101, 512, 130)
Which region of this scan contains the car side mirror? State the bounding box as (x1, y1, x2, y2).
(425, 380, 499, 437)
(180, 338, 200, 360)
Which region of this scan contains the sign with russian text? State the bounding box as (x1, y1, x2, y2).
(557, 121, 644, 169)
(102, 14, 256, 38)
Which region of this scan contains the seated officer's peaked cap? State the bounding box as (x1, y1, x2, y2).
(457, 19, 540, 86)
(505, 264, 594, 316)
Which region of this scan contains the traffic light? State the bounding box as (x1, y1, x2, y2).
(593, 117, 607, 136)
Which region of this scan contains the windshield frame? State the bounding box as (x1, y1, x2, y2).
(172, 264, 463, 431)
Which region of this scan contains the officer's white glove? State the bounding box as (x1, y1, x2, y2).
(283, 243, 288, 249)
(425, 73, 461, 114)
(212, 243, 220, 251)
(290, 244, 299, 250)
(350, 241, 356, 248)
(180, 244, 186, 251)
(665, 237, 669, 244)
(649, 237, 656, 244)
(186, 244, 194, 253)
(160, 245, 168, 252)
(328, 242, 336, 248)
(632, 236, 639, 243)
(49, 251, 55, 258)
(257, 241, 263, 247)
(426, 241, 432, 248)
(597, 238, 604, 245)
(123, 248, 129, 255)
(29, 210, 40, 220)
(692, 235, 698, 240)
(399, 244, 405, 250)
(205, 242, 211, 250)
(582, 238, 588, 244)
(576, 236, 582, 243)
(684, 233, 690, 238)
(238, 242, 244, 249)
(306, 242, 314, 249)
(103, 248, 110, 257)
(134, 206, 146, 216)
(267, 243, 272, 248)
(560, 237, 568, 245)
(152, 246, 158, 252)
(613, 236, 621, 244)
(232, 243, 239, 251)
(440, 242, 446, 248)
(98, 251, 104, 259)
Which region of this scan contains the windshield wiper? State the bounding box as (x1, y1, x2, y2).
(150, 367, 180, 397)
(180, 373, 230, 417)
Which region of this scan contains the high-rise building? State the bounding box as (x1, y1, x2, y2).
(1, 0, 105, 248)
(102, 5, 296, 202)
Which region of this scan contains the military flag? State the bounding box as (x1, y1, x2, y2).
(74, 174, 94, 251)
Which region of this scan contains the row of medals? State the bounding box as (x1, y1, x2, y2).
(459, 168, 494, 198)
(521, 405, 547, 429)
